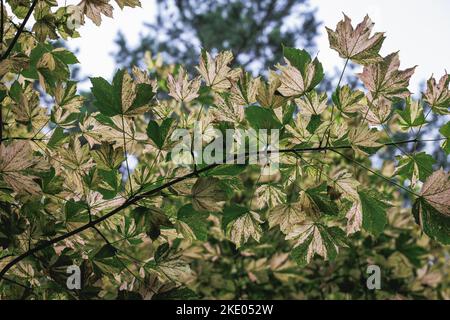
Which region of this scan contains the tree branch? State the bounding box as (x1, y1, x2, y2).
(0, 137, 444, 282)
(0, 0, 39, 61)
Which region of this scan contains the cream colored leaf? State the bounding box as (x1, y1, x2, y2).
(423, 73, 450, 115)
(331, 169, 360, 200)
(167, 66, 201, 103)
(345, 201, 362, 235)
(348, 125, 382, 154)
(114, 0, 141, 9)
(78, 0, 113, 26)
(286, 222, 329, 263)
(211, 93, 245, 123)
(230, 69, 260, 106)
(196, 51, 239, 92)
(276, 58, 316, 97)
(420, 169, 450, 216)
(228, 211, 263, 248)
(285, 115, 311, 145)
(358, 52, 416, 100)
(326, 14, 385, 65)
(359, 97, 392, 125)
(256, 70, 286, 109)
(269, 202, 306, 234)
(334, 85, 365, 115)
(0, 55, 29, 78)
(254, 184, 285, 209)
(0, 141, 47, 195)
(296, 90, 327, 115)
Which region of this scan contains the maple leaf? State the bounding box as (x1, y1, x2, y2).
(287, 223, 346, 265)
(420, 169, 450, 217)
(114, 0, 141, 9)
(358, 52, 416, 100)
(90, 69, 154, 117)
(230, 69, 260, 106)
(191, 177, 227, 212)
(326, 14, 385, 65)
(332, 85, 365, 115)
(296, 90, 328, 115)
(345, 201, 362, 235)
(78, 0, 114, 26)
(254, 184, 285, 209)
(331, 169, 360, 200)
(0, 55, 29, 78)
(394, 152, 435, 187)
(276, 62, 311, 97)
(276, 50, 322, 97)
(396, 99, 426, 131)
(423, 73, 450, 115)
(256, 71, 286, 109)
(359, 97, 392, 126)
(440, 121, 450, 154)
(210, 93, 245, 124)
(413, 170, 450, 244)
(348, 125, 382, 154)
(54, 81, 84, 113)
(285, 115, 312, 145)
(196, 50, 240, 92)
(0, 141, 48, 196)
(228, 210, 263, 248)
(269, 202, 306, 234)
(92, 142, 125, 170)
(167, 66, 201, 103)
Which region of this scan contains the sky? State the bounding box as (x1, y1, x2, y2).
(58, 0, 450, 93)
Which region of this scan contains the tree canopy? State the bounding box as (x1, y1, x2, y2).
(0, 1, 449, 299)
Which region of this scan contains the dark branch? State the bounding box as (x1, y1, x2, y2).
(0, 0, 39, 61)
(0, 137, 444, 282)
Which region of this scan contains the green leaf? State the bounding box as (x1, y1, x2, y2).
(95, 169, 121, 199)
(131, 83, 155, 110)
(132, 207, 173, 241)
(306, 114, 322, 134)
(283, 46, 312, 74)
(396, 99, 426, 130)
(358, 191, 389, 236)
(222, 204, 248, 231)
(177, 204, 209, 241)
(92, 143, 125, 170)
(91, 69, 153, 117)
(65, 201, 88, 224)
(47, 126, 69, 149)
(439, 121, 450, 154)
(90, 76, 118, 116)
(146, 118, 174, 149)
(412, 169, 450, 245)
(289, 224, 346, 266)
(282, 46, 324, 92)
(413, 198, 450, 245)
(395, 152, 435, 185)
(245, 105, 282, 130)
(95, 244, 117, 260)
(305, 183, 339, 216)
